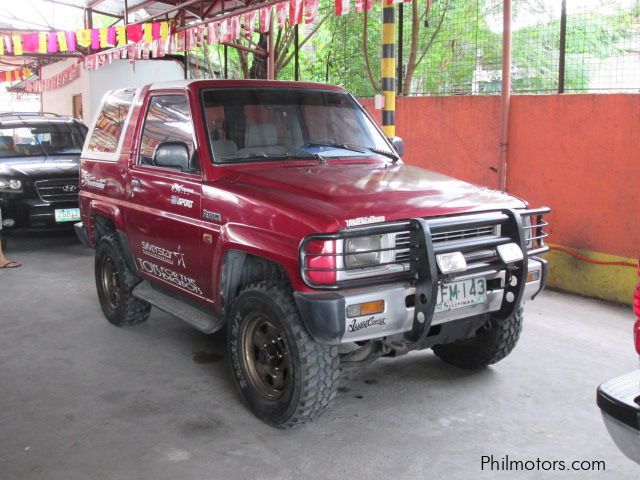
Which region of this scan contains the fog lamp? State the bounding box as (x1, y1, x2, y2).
(497, 243, 524, 264)
(436, 251, 467, 274)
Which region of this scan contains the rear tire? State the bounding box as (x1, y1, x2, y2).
(228, 282, 339, 428)
(432, 308, 524, 369)
(95, 233, 150, 327)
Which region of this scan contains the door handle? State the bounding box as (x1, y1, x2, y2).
(131, 179, 141, 197)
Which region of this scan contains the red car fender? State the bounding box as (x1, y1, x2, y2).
(211, 223, 306, 305)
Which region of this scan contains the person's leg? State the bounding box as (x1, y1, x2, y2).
(0, 237, 20, 268)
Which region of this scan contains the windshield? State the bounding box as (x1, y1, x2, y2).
(202, 88, 395, 163)
(0, 122, 87, 159)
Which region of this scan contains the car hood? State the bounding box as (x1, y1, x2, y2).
(211, 160, 526, 231)
(0, 156, 80, 178)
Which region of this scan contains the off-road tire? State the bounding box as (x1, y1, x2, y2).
(432, 308, 524, 369)
(228, 282, 339, 428)
(95, 233, 150, 327)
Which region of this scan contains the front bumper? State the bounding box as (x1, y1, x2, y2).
(294, 257, 546, 345)
(597, 370, 640, 465)
(0, 195, 79, 230)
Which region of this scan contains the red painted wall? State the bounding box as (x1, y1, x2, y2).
(360, 94, 639, 259)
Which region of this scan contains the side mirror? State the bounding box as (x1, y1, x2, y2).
(389, 136, 404, 157)
(153, 141, 191, 172)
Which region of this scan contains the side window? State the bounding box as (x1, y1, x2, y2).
(139, 95, 196, 170)
(87, 88, 135, 154)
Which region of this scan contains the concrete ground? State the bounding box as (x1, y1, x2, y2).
(1, 232, 638, 480)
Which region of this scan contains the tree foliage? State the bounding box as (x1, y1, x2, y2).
(196, 0, 640, 95)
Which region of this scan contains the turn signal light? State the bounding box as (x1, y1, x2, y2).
(526, 270, 540, 283)
(346, 300, 385, 318)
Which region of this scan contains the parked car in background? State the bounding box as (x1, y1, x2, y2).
(597, 263, 640, 464)
(0, 112, 87, 248)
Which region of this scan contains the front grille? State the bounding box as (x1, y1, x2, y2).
(394, 225, 499, 264)
(34, 178, 79, 203)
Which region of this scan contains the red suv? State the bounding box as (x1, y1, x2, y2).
(76, 80, 550, 427)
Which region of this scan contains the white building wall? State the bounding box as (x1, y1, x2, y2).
(41, 58, 88, 118)
(42, 58, 184, 123)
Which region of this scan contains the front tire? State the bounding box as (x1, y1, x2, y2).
(95, 233, 150, 327)
(228, 282, 339, 428)
(432, 308, 524, 369)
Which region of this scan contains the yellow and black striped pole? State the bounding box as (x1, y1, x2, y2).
(381, 3, 396, 137)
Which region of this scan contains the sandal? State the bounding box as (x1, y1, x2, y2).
(0, 260, 21, 269)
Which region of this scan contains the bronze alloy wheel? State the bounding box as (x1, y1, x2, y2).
(100, 254, 121, 312)
(242, 313, 291, 400)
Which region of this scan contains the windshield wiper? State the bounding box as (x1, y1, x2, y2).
(303, 142, 399, 162)
(220, 152, 322, 162)
(362, 146, 400, 162)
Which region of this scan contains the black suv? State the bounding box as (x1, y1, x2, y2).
(0, 112, 87, 243)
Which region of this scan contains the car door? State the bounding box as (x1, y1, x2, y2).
(125, 93, 210, 304)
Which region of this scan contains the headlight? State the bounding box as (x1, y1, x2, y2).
(0, 178, 22, 192)
(344, 235, 382, 269)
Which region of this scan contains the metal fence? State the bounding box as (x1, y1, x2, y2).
(199, 0, 640, 96)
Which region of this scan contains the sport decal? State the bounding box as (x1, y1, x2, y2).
(136, 258, 202, 295)
(141, 241, 186, 268)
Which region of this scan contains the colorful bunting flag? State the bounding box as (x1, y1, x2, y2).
(57, 31, 68, 52)
(126, 24, 143, 43)
(12, 35, 23, 56)
(39, 33, 48, 54)
(65, 31, 76, 51)
(259, 7, 272, 33)
(48, 32, 57, 53)
(276, 2, 289, 27)
(304, 0, 319, 23)
(160, 22, 169, 41)
(290, 0, 304, 26)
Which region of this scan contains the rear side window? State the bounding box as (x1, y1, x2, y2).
(87, 88, 135, 154)
(139, 95, 195, 168)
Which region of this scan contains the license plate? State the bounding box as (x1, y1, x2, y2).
(435, 277, 486, 313)
(54, 208, 81, 223)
